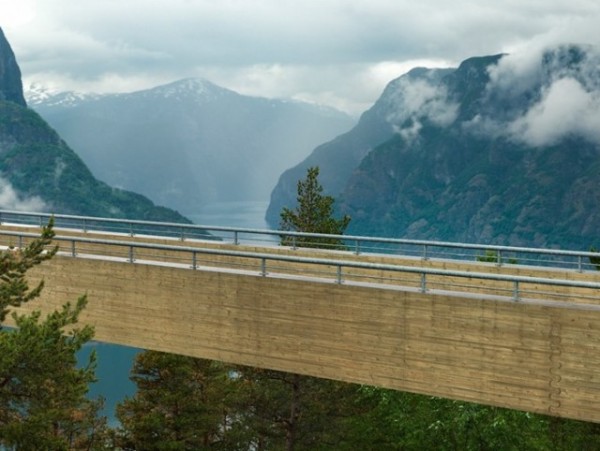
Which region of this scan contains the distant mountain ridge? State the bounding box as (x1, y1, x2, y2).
(268, 44, 600, 250)
(28, 78, 355, 216)
(0, 27, 189, 223)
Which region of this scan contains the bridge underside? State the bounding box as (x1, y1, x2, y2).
(11, 253, 600, 424)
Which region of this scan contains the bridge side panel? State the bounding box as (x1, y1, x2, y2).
(12, 255, 600, 423)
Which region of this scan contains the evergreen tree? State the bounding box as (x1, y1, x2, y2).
(280, 166, 350, 249)
(115, 352, 247, 450)
(0, 219, 109, 449)
(589, 246, 600, 270)
(231, 366, 370, 451)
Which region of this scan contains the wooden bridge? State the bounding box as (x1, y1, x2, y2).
(2, 212, 600, 424)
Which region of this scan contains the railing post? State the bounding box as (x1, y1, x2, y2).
(336, 265, 343, 284)
(18, 235, 23, 249)
(497, 250, 503, 267)
(129, 222, 134, 237)
(513, 280, 520, 301)
(355, 240, 361, 255)
(422, 244, 429, 261)
(260, 258, 267, 276)
(578, 255, 583, 273)
(129, 246, 135, 263)
(292, 236, 297, 250)
(234, 231, 239, 245)
(83, 219, 88, 233)
(180, 227, 185, 241)
(71, 240, 76, 257)
(191, 251, 197, 270)
(420, 273, 427, 293)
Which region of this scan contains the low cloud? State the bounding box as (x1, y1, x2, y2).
(480, 44, 600, 146)
(0, 177, 47, 212)
(385, 73, 459, 140)
(509, 77, 600, 146)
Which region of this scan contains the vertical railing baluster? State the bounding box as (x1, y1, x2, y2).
(192, 251, 197, 270)
(71, 240, 76, 257)
(513, 281, 520, 301)
(420, 273, 427, 293)
(423, 245, 429, 261)
(336, 265, 343, 284)
(261, 258, 266, 276)
(578, 255, 583, 273)
(497, 250, 503, 267)
(129, 246, 134, 263)
(234, 231, 239, 245)
(355, 240, 361, 255)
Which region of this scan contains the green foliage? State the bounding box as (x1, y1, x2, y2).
(230, 366, 369, 451)
(589, 246, 600, 271)
(476, 249, 518, 265)
(280, 166, 350, 249)
(0, 100, 190, 224)
(116, 352, 245, 450)
(0, 218, 56, 323)
(0, 220, 110, 449)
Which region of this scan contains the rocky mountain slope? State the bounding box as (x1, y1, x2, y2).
(28, 79, 354, 216)
(0, 27, 188, 223)
(269, 45, 600, 250)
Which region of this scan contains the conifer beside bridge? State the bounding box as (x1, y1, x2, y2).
(2, 211, 600, 424)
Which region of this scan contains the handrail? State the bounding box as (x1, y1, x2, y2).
(2, 229, 599, 304)
(0, 209, 598, 272)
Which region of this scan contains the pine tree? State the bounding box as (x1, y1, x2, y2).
(115, 352, 247, 450)
(280, 166, 350, 249)
(0, 219, 109, 449)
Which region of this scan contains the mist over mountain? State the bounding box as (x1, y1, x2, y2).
(268, 45, 600, 249)
(0, 27, 188, 223)
(28, 79, 354, 216)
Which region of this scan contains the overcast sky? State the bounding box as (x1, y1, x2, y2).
(1, 0, 600, 115)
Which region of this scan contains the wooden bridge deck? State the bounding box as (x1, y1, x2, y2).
(3, 225, 600, 423)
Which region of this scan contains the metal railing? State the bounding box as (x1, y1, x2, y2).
(0, 209, 599, 273)
(1, 229, 599, 306)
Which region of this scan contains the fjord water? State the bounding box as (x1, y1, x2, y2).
(186, 200, 270, 230)
(88, 200, 271, 422)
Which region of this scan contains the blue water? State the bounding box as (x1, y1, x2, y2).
(186, 200, 270, 229)
(79, 343, 140, 425)
(86, 200, 270, 423)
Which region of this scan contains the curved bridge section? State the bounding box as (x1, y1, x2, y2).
(2, 212, 600, 423)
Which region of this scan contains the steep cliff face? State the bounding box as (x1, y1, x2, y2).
(269, 45, 600, 249)
(0, 29, 26, 107)
(341, 46, 600, 249)
(265, 67, 453, 227)
(0, 27, 188, 222)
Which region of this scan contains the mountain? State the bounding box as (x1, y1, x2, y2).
(27, 79, 355, 216)
(0, 27, 189, 223)
(268, 45, 600, 250)
(0, 29, 26, 107)
(265, 67, 453, 227)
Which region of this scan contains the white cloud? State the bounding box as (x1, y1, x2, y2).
(481, 45, 600, 146)
(3, 0, 600, 114)
(385, 74, 459, 140)
(0, 177, 47, 212)
(509, 77, 600, 146)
